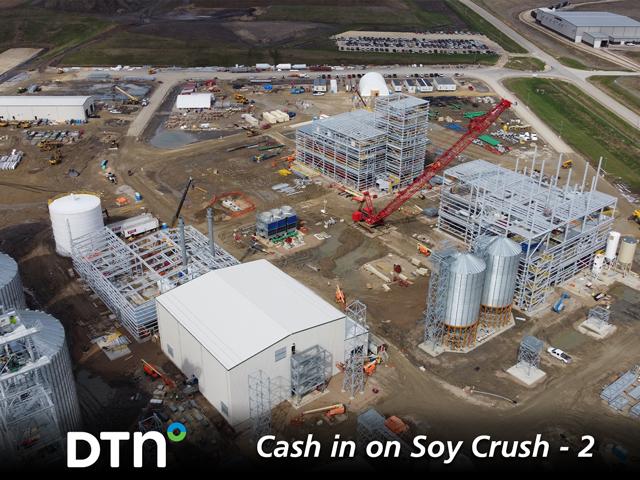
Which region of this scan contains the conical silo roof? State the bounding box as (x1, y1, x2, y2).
(486, 237, 521, 258)
(449, 252, 486, 274)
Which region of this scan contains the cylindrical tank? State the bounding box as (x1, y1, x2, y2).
(444, 253, 486, 327)
(618, 236, 638, 266)
(481, 237, 521, 308)
(592, 253, 605, 275)
(19, 309, 82, 434)
(0, 252, 26, 311)
(49, 193, 104, 257)
(605, 231, 621, 261)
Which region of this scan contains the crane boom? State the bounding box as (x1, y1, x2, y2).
(352, 98, 512, 226)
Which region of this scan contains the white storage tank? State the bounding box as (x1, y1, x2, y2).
(618, 236, 637, 268)
(19, 309, 82, 434)
(49, 193, 104, 257)
(605, 231, 620, 261)
(0, 252, 26, 310)
(444, 253, 486, 328)
(481, 237, 521, 309)
(592, 253, 605, 276)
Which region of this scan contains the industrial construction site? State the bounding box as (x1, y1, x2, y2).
(1, 0, 640, 472)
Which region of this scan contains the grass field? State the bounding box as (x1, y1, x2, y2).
(558, 56, 589, 70)
(0, 8, 111, 59)
(588, 76, 640, 116)
(62, 31, 499, 67)
(504, 56, 545, 71)
(443, 0, 526, 53)
(506, 78, 640, 190)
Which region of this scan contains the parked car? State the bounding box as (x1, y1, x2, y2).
(547, 347, 572, 364)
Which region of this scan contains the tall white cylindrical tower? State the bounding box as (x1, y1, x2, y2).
(49, 193, 104, 257)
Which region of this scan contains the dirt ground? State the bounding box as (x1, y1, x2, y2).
(2, 72, 640, 468)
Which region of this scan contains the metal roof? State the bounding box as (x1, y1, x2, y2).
(298, 110, 385, 142)
(435, 77, 456, 85)
(449, 253, 486, 275)
(486, 236, 521, 258)
(156, 259, 345, 370)
(0, 252, 18, 288)
(377, 93, 428, 109)
(19, 310, 65, 358)
(0, 96, 93, 106)
(542, 9, 640, 28)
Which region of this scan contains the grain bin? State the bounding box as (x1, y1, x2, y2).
(478, 237, 521, 329)
(19, 309, 82, 434)
(443, 253, 486, 349)
(0, 252, 25, 310)
(49, 193, 104, 257)
(618, 236, 637, 272)
(605, 231, 621, 261)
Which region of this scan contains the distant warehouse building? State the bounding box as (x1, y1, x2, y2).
(534, 8, 640, 48)
(156, 259, 347, 426)
(0, 95, 95, 122)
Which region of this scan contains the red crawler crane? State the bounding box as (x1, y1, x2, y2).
(352, 98, 512, 226)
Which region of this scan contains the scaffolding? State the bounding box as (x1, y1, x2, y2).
(0, 310, 63, 465)
(517, 335, 544, 376)
(438, 158, 616, 312)
(72, 224, 239, 341)
(374, 94, 430, 187)
(296, 110, 387, 191)
(343, 300, 369, 398)
(290, 345, 331, 403)
(248, 370, 272, 441)
(587, 306, 611, 329)
(423, 247, 456, 350)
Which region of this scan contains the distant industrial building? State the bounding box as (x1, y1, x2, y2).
(359, 72, 390, 97)
(0, 96, 95, 122)
(156, 259, 346, 426)
(535, 8, 640, 47)
(438, 159, 617, 311)
(313, 78, 327, 93)
(176, 93, 213, 109)
(433, 77, 457, 92)
(296, 93, 429, 190)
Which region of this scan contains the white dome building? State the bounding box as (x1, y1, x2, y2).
(359, 72, 389, 98)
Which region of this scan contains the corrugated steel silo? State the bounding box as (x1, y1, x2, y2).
(20, 310, 82, 434)
(443, 253, 485, 349)
(0, 252, 26, 310)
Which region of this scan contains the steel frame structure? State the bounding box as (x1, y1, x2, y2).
(438, 158, 616, 312)
(423, 248, 456, 350)
(296, 110, 387, 191)
(343, 300, 369, 399)
(0, 310, 63, 465)
(373, 94, 429, 187)
(290, 345, 331, 403)
(517, 335, 544, 376)
(248, 370, 272, 441)
(588, 306, 611, 329)
(72, 225, 238, 341)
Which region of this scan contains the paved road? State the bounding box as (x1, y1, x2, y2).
(460, 0, 640, 129)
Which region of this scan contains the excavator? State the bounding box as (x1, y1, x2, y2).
(49, 149, 62, 166)
(352, 99, 512, 227)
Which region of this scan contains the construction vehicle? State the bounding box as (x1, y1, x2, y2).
(552, 292, 570, 313)
(630, 209, 640, 224)
(234, 93, 249, 104)
(272, 153, 295, 168)
(417, 243, 431, 256)
(335, 284, 346, 309)
(171, 176, 194, 227)
(16, 121, 30, 129)
(0, 120, 8, 128)
(49, 149, 62, 166)
(142, 359, 176, 388)
(114, 85, 141, 105)
(293, 403, 346, 425)
(38, 140, 63, 151)
(148, 68, 157, 74)
(352, 99, 512, 226)
(562, 159, 573, 169)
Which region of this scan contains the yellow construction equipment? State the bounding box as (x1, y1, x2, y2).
(562, 159, 573, 169)
(49, 149, 62, 166)
(114, 85, 140, 105)
(38, 140, 63, 151)
(631, 210, 640, 224)
(0, 120, 8, 127)
(234, 93, 249, 104)
(17, 121, 30, 129)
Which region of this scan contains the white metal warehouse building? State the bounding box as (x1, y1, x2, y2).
(0, 96, 95, 122)
(175, 93, 213, 109)
(156, 259, 346, 426)
(535, 8, 640, 47)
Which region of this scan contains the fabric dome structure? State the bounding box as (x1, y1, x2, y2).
(359, 72, 390, 97)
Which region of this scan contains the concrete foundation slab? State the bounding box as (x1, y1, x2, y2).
(578, 318, 617, 339)
(507, 363, 546, 387)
